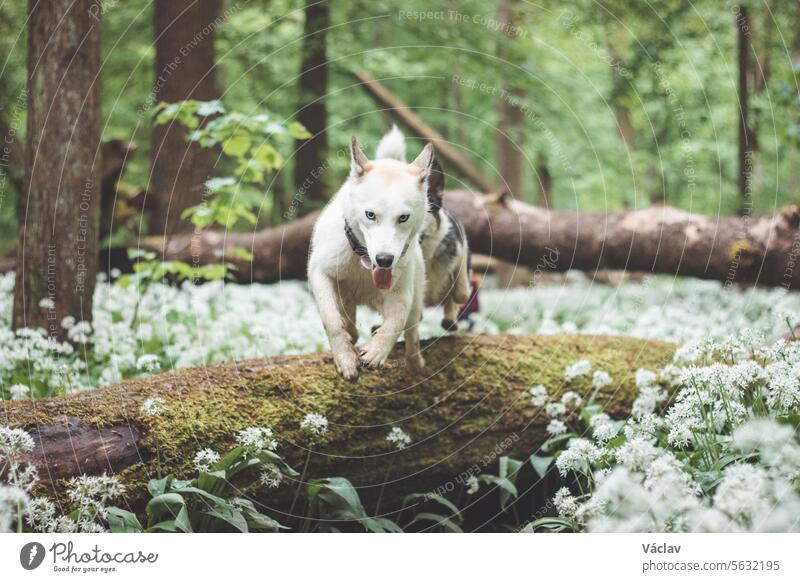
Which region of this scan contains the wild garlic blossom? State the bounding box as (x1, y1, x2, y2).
(529, 385, 548, 406)
(300, 413, 329, 440)
(465, 476, 479, 495)
(591, 370, 612, 390)
(546, 419, 567, 436)
(546, 331, 800, 533)
(386, 427, 412, 450)
(236, 427, 278, 453)
(259, 463, 283, 489)
(564, 360, 591, 382)
(140, 396, 167, 416)
(193, 448, 220, 472)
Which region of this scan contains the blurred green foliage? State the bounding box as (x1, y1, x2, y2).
(1, 0, 799, 252)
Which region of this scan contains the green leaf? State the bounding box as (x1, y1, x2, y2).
(361, 516, 403, 533)
(402, 493, 460, 519)
(203, 507, 249, 533)
(222, 132, 252, 158)
(106, 507, 143, 533)
(409, 512, 463, 533)
(529, 454, 554, 478)
(146, 493, 185, 521)
(147, 476, 172, 497)
(287, 121, 312, 140)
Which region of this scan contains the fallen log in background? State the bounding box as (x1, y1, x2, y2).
(4, 334, 674, 518)
(140, 190, 800, 289)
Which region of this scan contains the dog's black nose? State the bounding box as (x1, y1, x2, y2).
(375, 253, 394, 268)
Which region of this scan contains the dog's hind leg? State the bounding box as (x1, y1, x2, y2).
(309, 269, 359, 380)
(452, 251, 471, 305)
(441, 295, 459, 332)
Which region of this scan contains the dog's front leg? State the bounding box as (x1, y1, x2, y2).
(309, 269, 359, 380)
(359, 295, 407, 369)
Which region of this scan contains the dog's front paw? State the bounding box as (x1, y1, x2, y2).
(359, 340, 391, 369)
(333, 347, 359, 381)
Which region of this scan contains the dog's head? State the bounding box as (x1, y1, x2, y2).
(343, 136, 434, 290)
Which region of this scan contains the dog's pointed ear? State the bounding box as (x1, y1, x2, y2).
(427, 158, 445, 213)
(410, 143, 435, 175)
(350, 136, 371, 178)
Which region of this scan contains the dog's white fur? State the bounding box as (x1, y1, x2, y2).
(376, 127, 471, 330)
(307, 133, 433, 380)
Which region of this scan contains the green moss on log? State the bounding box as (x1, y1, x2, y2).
(4, 334, 675, 510)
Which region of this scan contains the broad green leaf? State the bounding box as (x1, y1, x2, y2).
(529, 454, 554, 478)
(106, 507, 143, 533)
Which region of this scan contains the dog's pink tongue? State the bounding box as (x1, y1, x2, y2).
(372, 267, 392, 290)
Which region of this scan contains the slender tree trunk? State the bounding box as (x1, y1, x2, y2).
(149, 0, 221, 235)
(495, 0, 525, 202)
(736, 5, 754, 216)
(536, 153, 551, 208)
(13, 0, 101, 339)
(293, 0, 330, 212)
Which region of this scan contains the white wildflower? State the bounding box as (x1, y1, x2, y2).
(9, 384, 29, 400)
(192, 448, 220, 472)
(0, 427, 35, 456)
(529, 385, 548, 406)
(591, 370, 612, 390)
(560, 391, 582, 409)
(553, 487, 578, 518)
(140, 396, 166, 416)
(556, 438, 602, 476)
(236, 427, 278, 452)
(259, 463, 283, 489)
(546, 419, 567, 436)
(136, 354, 161, 372)
(300, 413, 329, 440)
(466, 475, 479, 495)
(565, 360, 591, 382)
(386, 426, 412, 450)
(38, 297, 55, 310)
(545, 402, 567, 417)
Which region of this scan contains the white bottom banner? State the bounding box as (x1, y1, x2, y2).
(1, 533, 798, 581)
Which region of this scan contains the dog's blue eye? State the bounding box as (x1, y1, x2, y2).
(365, 210, 376, 220)
(398, 214, 410, 223)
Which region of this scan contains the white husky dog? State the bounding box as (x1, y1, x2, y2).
(307, 133, 434, 380)
(375, 127, 471, 331)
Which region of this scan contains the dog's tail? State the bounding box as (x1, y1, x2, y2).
(375, 125, 406, 161)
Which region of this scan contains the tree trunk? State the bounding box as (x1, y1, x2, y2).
(133, 189, 800, 290)
(13, 0, 101, 339)
(495, 0, 525, 202)
(6, 334, 676, 512)
(149, 0, 221, 235)
(292, 0, 330, 212)
(736, 5, 754, 216)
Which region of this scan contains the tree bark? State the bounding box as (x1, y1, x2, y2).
(149, 0, 222, 235)
(5, 334, 676, 512)
(736, 5, 754, 216)
(292, 0, 330, 211)
(13, 0, 102, 339)
(134, 189, 800, 290)
(495, 0, 526, 202)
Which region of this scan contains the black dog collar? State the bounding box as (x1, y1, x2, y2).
(344, 219, 369, 258)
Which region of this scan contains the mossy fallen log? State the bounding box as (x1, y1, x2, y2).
(4, 334, 675, 516)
